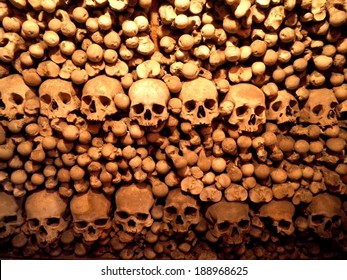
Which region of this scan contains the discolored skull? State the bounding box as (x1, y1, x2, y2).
(299, 89, 338, 129)
(0, 74, 38, 120)
(205, 200, 250, 245)
(25, 189, 69, 245)
(129, 78, 170, 132)
(163, 188, 201, 233)
(259, 200, 295, 236)
(0, 192, 24, 239)
(179, 77, 219, 126)
(114, 183, 154, 234)
(266, 90, 299, 124)
(39, 79, 80, 119)
(307, 193, 344, 239)
(220, 83, 266, 133)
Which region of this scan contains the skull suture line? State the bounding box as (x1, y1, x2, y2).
(70, 190, 112, 243)
(179, 77, 219, 126)
(25, 189, 69, 245)
(220, 83, 266, 133)
(163, 188, 201, 233)
(114, 183, 154, 234)
(39, 78, 80, 119)
(129, 78, 170, 132)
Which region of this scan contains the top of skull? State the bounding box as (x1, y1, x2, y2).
(223, 83, 265, 105)
(259, 200, 295, 220)
(0, 192, 19, 217)
(179, 77, 217, 101)
(128, 78, 170, 103)
(206, 200, 249, 222)
(166, 188, 199, 208)
(82, 75, 124, 98)
(307, 193, 343, 217)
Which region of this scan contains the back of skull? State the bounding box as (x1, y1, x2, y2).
(25, 190, 69, 244)
(39, 79, 80, 119)
(129, 78, 170, 128)
(0, 191, 23, 239)
(70, 190, 111, 242)
(179, 77, 219, 126)
(163, 188, 200, 233)
(259, 200, 295, 235)
(81, 75, 122, 121)
(307, 193, 344, 238)
(205, 201, 250, 245)
(114, 184, 154, 234)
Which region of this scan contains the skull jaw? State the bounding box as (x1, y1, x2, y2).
(0, 107, 25, 121)
(138, 119, 166, 133)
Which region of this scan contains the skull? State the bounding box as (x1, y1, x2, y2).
(299, 89, 338, 128)
(259, 200, 295, 236)
(70, 190, 112, 243)
(39, 79, 80, 119)
(114, 183, 154, 234)
(266, 90, 299, 124)
(220, 83, 266, 133)
(205, 200, 250, 245)
(307, 193, 344, 239)
(25, 189, 69, 245)
(0, 74, 38, 120)
(163, 188, 201, 233)
(0, 192, 24, 239)
(129, 78, 170, 132)
(179, 77, 219, 126)
(81, 75, 123, 121)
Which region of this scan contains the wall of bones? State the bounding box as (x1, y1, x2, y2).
(0, 0, 347, 260)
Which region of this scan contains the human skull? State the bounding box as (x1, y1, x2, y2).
(114, 183, 154, 234)
(25, 189, 69, 245)
(299, 89, 338, 129)
(179, 77, 219, 126)
(70, 190, 112, 243)
(259, 200, 295, 236)
(163, 188, 201, 233)
(39, 79, 80, 119)
(306, 193, 344, 239)
(0, 192, 24, 239)
(0, 74, 38, 120)
(205, 200, 250, 245)
(220, 83, 266, 133)
(81, 75, 123, 121)
(129, 78, 170, 132)
(266, 90, 299, 124)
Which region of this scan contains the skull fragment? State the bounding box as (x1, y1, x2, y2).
(163, 188, 201, 233)
(129, 78, 170, 132)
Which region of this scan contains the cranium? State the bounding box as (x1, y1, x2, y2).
(0, 192, 24, 239)
(205, 200, 250, 245)
(299, 89, 338, 129)
(259, 200, 295, 236)
(220, 83, 266, 133)
(81, 75, 123, 121)
(163, 188, 201, 233)
(25, 189, 69, 245)
(129, 78, 170, 132)
(179, 77, 219, 126)
(70, 189, 112, 243)
(306, 193, 344, 239)
(0, 74, 39, 120)
(266, 90, 299, 124)
(114, 183, 154, 234)
(39, 78, 80, 119)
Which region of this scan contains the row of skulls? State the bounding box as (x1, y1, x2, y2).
(1, 186, 345, 248)
(0, 74, 344, 133)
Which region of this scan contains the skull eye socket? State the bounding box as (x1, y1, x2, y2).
(165, 206, 177, 216)
(278, 220, 291, 229)
(332, 215, 341, 224)
(75, 221, 88, 229)
(116, 211, 129, 219)
(312, 105, 323, 116)
(47, 217, 60, 226)
(330, 102, 338, 109)
(4, 215, 18, 223)
(28, 218, 40, 228)
(204, 99, 216, 109)
(95, 218, 108, 226)
(40, 94, 52, 104)
(11, 93, 24, 105)
(133, 104, 144, 114)
(99, 96, 111, 107)
(312, 214, 325, 224)
(136, 213, 149, 221)
(271, 101, 282, 112)
(289, 100, 297, 108)
(236, 105, 248, 116)
(217, 221, 230, 231)
(184, 206, 197, 216)
(185, 100, 196, 112)
(259, 216, 272, 226)
(152, 104, 165, 114)
(82, 96, 92, 105)
(238, 219, 250, 229)
(58, 92, 72, 104)
(255, 105, 265, 116)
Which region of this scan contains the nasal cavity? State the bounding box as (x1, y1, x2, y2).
(231, 227, 239, 236)
(144, 109, 152, 120)
(249, 114, 256, 125)
(90, 100, 96, 113)
(324, 220, 332, 231)
(39, 226, 47, 235)
(198, 105, 206, 118)
(88, 225, 96, 234)
(286, 106, 292, 116)
(51, 100, 58, 110)
(175, 215, 184, 225)
(328, 110, 335, 119)
(128, 220, 136, 227)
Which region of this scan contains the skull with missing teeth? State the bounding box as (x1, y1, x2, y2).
(129, 78, 170, 132)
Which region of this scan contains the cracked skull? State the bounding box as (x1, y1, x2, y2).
(129, 78, 170, 132)
(81, 75, 123, 121)
(179, 77, 219, 126)
(220, 83, 266, 133)
(39, 78, 80, 119)
(163, 188, 201, 233)
(205, 200, 250, 245)
(70, 190, 112, 243)
(25, 189, 69, 245)
(114, 183, 154, 234)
